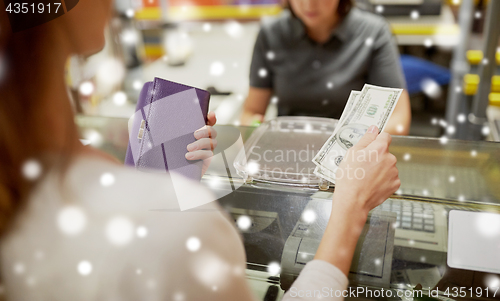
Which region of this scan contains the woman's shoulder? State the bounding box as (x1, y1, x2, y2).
(347, 8, 391, 35)
(259, 10, 296, 41)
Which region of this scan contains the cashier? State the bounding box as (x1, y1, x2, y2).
(240, 0, 412, 135)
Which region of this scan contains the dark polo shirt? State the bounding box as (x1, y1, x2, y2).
(249, 8, 406, 119)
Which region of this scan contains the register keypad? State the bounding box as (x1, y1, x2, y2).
(377, 200, 435, 233)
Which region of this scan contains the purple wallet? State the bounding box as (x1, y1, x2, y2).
(125, 77, 210, 181)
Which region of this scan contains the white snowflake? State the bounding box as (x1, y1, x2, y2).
(209, 61, 225, 76)
(258, 68, 268, 78)
(186, 237, 201, 252)
(457, 114, 466, 123)
(236, 215, 252, 231)
(77, 261, 92, 276)
(58, 206, 87, 236)
(100, 173, 115, 187)
(113, 91, 127, 106)
(267, 262, 281, 276)
(79, 81, 94, 96)
(301, 209, 316, 224)
(202, 23, 212, 32)
(410, 10, 420, 19)
(13, 262, 25, 275)
(106, 216, 134, 246)
(136, 226, 148, 238)
(21, 159, 42, 180)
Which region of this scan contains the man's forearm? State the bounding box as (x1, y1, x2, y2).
(385, 115, 410, 135)
(240, 108, 264, 126)
(240, 109, 255, 125)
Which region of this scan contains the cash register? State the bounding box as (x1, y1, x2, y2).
(202, 116, 500, 297)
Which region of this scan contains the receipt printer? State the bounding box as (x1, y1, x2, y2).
(280, 196, 397, 291)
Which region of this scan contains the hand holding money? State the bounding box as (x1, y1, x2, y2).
(313, 126, 400, 277)
(313, 84, 403, 184)
(333, 125, 400, 213)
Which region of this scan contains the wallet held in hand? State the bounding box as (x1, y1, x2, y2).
(125, 77, 210, 182)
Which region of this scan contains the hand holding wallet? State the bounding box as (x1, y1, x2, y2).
(125, 77, 211, 182)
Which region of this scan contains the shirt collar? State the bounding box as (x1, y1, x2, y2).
(288, 7, 357, 44)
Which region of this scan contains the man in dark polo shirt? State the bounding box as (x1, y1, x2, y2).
(240, 0, 411, 135)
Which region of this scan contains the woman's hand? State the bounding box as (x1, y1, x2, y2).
(185, 112, 217, 176)
(314, 125, 400, 276)
(334, 125, 400, 215)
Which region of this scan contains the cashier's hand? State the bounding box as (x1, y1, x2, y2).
(185, 112, 217, 176)
(334, 125, 400, 214)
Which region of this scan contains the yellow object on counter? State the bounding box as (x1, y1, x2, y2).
(464, 74, 480, 85)
(463, 74, 480, 95)
(168, 5, 282, 21)
(490, 93, 500, 107)
(135, 7, 162, 20)
(390, 24, 459, 36)
(496, 50, 500, 66)
(464, 85, 478, 96)
(445, 0, 480, 5)
(142, 45, 164, 60)
(466, 50, 483, 65)
(492, 76, 500, 93)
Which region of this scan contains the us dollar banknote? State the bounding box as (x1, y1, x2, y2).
(314, 164, 336, 184)
(313, 84, 403, 183)
(337, 90, 360, 127)
(314, 90, 360, 173)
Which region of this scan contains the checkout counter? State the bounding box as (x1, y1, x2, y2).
(77, 115, 500, 300)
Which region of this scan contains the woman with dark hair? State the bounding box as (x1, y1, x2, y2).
(241, 0, 412, 135)
(0, 1, 399, 300)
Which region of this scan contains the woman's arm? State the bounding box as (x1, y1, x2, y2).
(242, 26, 274, 126)
(240, 87, 272, 126)
(385, 90, 411, 135)
(314, 126, 400, 274)
(282, 126, 400, 300)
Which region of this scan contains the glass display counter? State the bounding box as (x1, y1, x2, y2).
(76, 115, 500, 300)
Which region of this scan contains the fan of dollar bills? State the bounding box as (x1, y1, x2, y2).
(312, 84, 403, 184)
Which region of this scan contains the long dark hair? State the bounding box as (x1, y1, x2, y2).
(0, 12, 78, 237)
(337, 0, 354, 17)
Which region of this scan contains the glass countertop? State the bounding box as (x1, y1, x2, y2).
(76, 115, 500, 299)
(75, 115, 500, 207)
